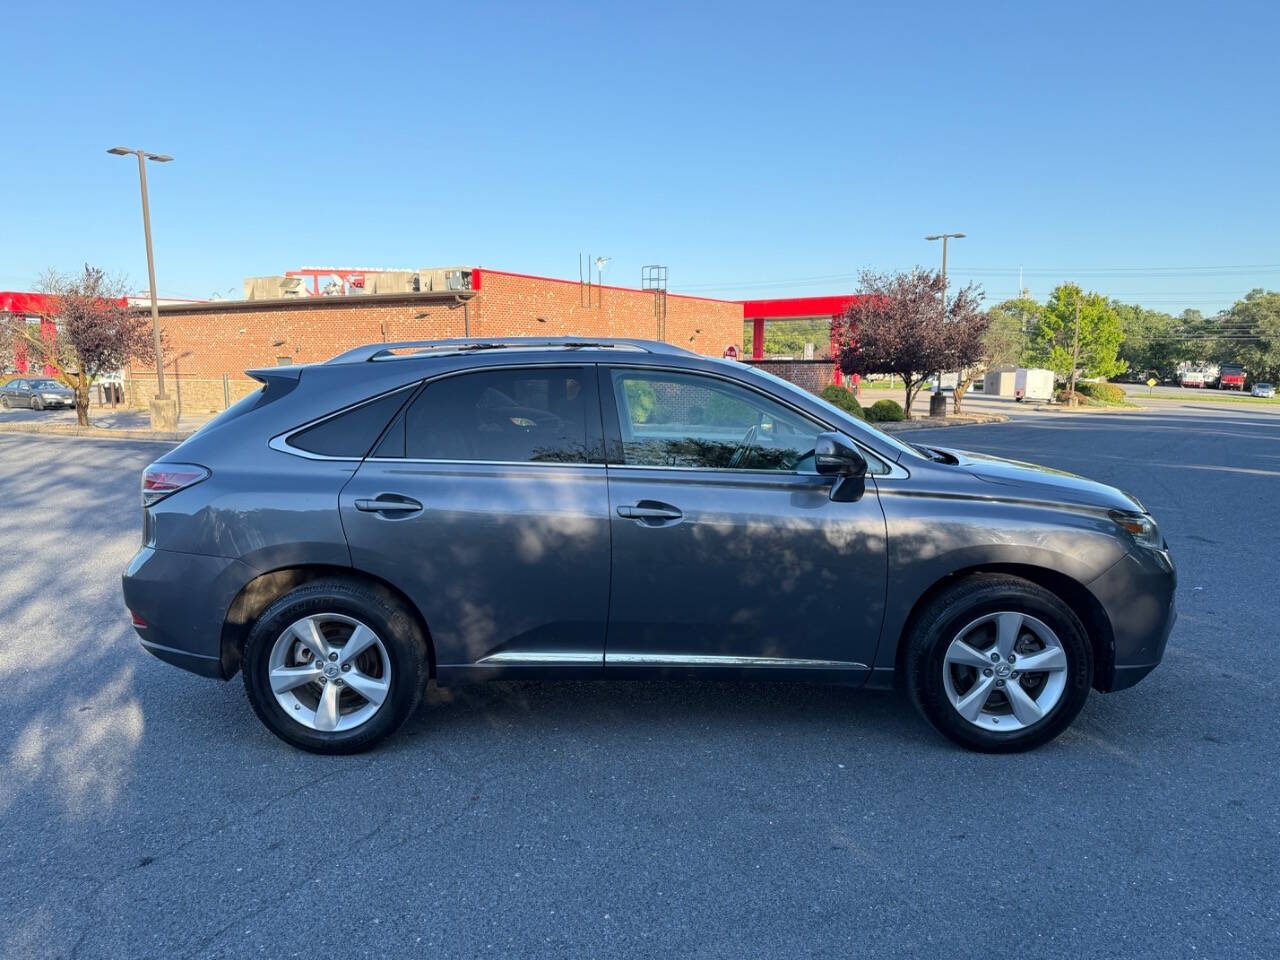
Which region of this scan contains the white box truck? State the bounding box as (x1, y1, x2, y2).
(1014, 368, 1054, 402)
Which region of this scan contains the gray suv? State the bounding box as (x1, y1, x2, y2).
(122, 339, 1176, 754)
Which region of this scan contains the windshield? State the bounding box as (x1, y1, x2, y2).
(739, 363, 925, 462)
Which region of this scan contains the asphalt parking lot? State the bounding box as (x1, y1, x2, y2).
(2, 403, 1277, 960)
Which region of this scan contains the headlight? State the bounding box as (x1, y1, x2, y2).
(1110, 510, 1163, 550)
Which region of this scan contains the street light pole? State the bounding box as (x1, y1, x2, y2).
(925, 232, 966, 401)
(108, 147, 172, 400)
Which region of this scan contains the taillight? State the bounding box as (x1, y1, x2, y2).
(141, 462, 210, 506)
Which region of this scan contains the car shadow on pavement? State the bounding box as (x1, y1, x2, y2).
(396, 679, 931, 750)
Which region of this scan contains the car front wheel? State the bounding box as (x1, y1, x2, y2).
(905, 574, 1093, 752)
(242, 578, 429, 754)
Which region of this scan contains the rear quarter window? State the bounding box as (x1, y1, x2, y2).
(287, 387, 414, 458)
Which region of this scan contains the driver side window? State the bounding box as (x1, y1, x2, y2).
(609, 369, 825, 472)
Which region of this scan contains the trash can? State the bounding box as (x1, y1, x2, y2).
(929, 392, 947, 417)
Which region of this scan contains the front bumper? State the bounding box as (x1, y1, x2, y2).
(1088, 546, 1177, 692)
(122, 547, 256, 679)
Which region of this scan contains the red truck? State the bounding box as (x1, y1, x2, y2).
(1218, 363, 1246, 391)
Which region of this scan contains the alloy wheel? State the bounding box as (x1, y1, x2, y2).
(941, 611, 1068, 732)
(267, 614, 391, 733)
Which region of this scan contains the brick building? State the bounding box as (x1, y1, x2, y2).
(6, 267, 859, 413)
(119, 268, 747, 412)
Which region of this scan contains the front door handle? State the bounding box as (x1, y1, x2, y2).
(617, 501, 683, 523)
(355, 495, 423, 515)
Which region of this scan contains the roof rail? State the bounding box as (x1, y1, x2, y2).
(326, 337, 693, 364)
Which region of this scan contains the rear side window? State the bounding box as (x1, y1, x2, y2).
(400, 367, 595, 463)
(287, 387, 412, 458)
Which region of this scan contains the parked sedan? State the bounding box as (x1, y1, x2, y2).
(1252, 382, 1275, 398)
(0, 377, 75, 410)
(123, 338, 1176, 755)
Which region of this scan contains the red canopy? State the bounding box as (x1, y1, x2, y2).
(0, 291, 58, 315)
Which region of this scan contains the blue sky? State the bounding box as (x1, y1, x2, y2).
(3, 0, 1277, 313)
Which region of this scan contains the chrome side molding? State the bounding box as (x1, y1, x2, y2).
(607, 653, 867, 669)
(474, 651, 867, 670)
(475, 651, 603, 666)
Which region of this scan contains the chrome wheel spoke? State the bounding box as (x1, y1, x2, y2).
(944, 639, 992, 671)
(343, 668, 389, 707)
(1016, 646, 1067, 674)
(270, 663, 321, 694)
(291, 617, 331, 661)
(269, 613, 391, 734)
(1004, 680, 1046, 725)
(943, 610, 1068, 732)
(955, 675, 995, 722)
(314, 680, 342, 732)
(339, 624, 378, 666)
(994, 612, 1023, 658)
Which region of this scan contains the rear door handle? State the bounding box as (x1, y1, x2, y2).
(355, 496, 423, 514)
(617, 502, 683, 522)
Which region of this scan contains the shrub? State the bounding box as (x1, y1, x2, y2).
(1054, 389, 1090, 405)
(820, 384, 864, 419)
(1076, 381, 1126, 404)
(867, 398, 906, 422)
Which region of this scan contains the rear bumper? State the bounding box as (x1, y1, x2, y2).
(122, 547, 255, 680)
(1088, 547, 1177, 692)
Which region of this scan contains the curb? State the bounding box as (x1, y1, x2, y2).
(880, 414, 1009, 431)
(1029, 404, 1146, 415)
(0, 422, 192, 442)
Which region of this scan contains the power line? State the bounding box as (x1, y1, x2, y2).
(679, 262, 1280, 293)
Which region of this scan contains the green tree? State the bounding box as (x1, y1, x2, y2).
(1026, 284, 1126, 382)
(1114, 302, 1181, 381)
(983, 297, 1038, 367)
(1221, 289, 1280, 382)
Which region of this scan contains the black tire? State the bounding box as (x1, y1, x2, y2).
(904, 574, 1093, 753)
(0, 395, 8, 409)
(242, 578, 429, 754)
(31, 397, 43, 411)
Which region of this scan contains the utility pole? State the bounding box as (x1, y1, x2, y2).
(1069, 288, 1082, 406)
(925, 233, 965, 414)
(108, 146, 176, 430)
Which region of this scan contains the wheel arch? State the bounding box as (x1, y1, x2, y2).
(891, 563, 1115, 692)
(219, 565, 435, 680)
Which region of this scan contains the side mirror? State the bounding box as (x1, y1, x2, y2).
(815, 432, 867, 477)
(814, 432, 868, 502)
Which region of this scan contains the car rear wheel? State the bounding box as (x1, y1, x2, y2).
(905, 574, 1093, 752)
(242, 578, 428, 754)
(0, 395, 8, 408)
